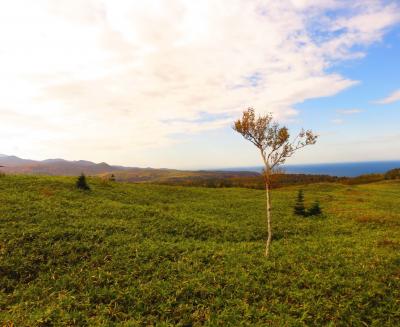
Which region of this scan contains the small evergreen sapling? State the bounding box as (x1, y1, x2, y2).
(76, 173, 90, 190)
(307, 201, 322, 216)
(294, 191, 323, 217)
(294, 190, 306, 216)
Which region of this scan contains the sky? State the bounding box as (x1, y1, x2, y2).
(0, 0, 400, 169)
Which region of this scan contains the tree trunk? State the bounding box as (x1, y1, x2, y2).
(259, 150, 272, 257)
(265, 179, 272, 257)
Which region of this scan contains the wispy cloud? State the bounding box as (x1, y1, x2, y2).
(332, 119, 345, 125)
(332, 108, 363, 125)
(0, 0, 399, 165)
(374, 89, 400, 104)
(336, 109, 363, 115)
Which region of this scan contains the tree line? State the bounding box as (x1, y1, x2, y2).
(153, 168, 400, 190)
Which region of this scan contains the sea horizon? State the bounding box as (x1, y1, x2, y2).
(217, 160, 400, 177)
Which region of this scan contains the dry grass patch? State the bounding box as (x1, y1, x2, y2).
(39, 187, 55, 197)
(354, 215, 386, 224)
(377, 239, 400, 249)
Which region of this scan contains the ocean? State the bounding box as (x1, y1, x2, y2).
(223, 161, 400, 177)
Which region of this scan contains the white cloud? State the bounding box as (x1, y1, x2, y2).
(374, 89, 400, 104)
(0, 0, 399, 166)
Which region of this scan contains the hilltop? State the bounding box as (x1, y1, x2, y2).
(1, 175, 399, 325)
(0, 154, 259, 183)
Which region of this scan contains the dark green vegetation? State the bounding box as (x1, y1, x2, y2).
(1, 175, 400, 326)
(294, 190, 306, 216)
(76, 173, 90, 191)
(294, 190, 323, 217)
(307, 200, 322, 217)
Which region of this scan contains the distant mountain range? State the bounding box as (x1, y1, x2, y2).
(0, 154, 259, 182)
(0, 154, 120, 175)
(1, 155, 399, 182)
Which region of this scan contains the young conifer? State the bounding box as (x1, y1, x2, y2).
(76, 173, 90, 190)
(307, 201, 322, 216)
(294, 189, 306, 216)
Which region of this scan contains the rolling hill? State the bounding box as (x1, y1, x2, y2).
(0, 174, 399, 325)
(0, 154, 259, 183)
(1, 155, 399, 189)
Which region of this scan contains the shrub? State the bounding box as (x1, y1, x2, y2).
(294, 190, 306, 216)
(76, 173, 90, 190)
(385, 168, 400, 180)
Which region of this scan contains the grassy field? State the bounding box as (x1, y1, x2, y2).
(0, 175, 399, 326)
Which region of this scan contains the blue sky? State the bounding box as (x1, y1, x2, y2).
(140, 25, 400, 169)
(293, 27, 400, 165)
(0, 0, 399, 169)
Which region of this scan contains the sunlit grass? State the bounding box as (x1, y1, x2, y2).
(0, 175, 399, 325)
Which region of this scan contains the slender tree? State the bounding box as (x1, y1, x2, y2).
(233, 108, 317, 256)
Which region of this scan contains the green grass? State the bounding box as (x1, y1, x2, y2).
(1, 175, 399, 326)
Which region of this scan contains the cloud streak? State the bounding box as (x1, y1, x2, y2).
(374, 89, 400, 104)
(0, 0, 399, 165)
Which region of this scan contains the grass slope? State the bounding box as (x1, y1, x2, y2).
(0, 175, 399, 326)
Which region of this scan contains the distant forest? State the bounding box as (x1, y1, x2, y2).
(153, 168, 400, 189)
